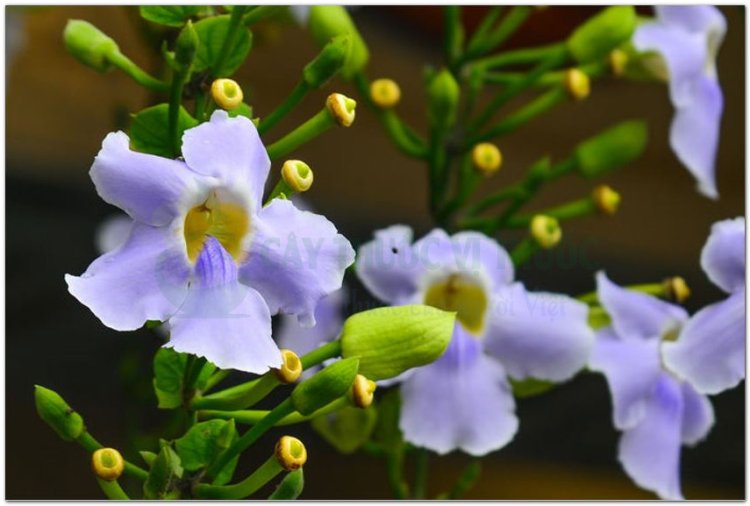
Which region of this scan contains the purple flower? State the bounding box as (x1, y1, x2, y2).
(356, 226, 594, 456)
(634, 6, 726, 199)
(66, 111, 355, 373)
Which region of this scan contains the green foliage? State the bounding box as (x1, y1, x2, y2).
(130, 104, 199, 158)
(174, 20, 200, 70)
(291, 358, 360, 415)
(312, 405, 378, 454)
(371, 389, 403, 453)
(152, 348, 215, 409)
(63, 20, 119, 72)
(269, 469, 305, 500)
(139, 6, 208, 27)
(174, 419, 239, 485)
(510, 378, 555, 398)
(567, 6, 637, 64)
(575, 120, 648, 178)
(140, 450, 158, 468)
(192, 15, 252, 75)
(143, 443, 184, 499)
(34, 385, 84, 442)
(307, 6, 369, 79)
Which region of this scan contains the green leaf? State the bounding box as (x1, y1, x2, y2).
(269, 469, 304, 500)
(140, 450, 158, 468)
(371, 388, 403, 453)
(139, 6, 204, 28)
(192, 15, 252, 75)
(509, 378, 555, 398)
(311, 405, 377, 454)
(228, 102, 253, 119)
(143, 444, 183, 500)
(291, 358, 359, 415)
(174, 419, 239, 485)
(153, 348, 215, 409)
(130, 103, 198, 158)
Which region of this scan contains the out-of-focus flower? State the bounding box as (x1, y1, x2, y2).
(66, 111, 355, 373)
(633, 6, 726, 199)
(356, 226, 594, 456)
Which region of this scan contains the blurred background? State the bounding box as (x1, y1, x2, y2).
(5, 5, 745, 500)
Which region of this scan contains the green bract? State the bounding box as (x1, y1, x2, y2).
(175, 419, 238, 485)
(152, 348, 214, 409)
(303, 34, 352, 88)
(567, 6, 637, 64)
(291, 357, 359, 415)
(174, 20, 200, 70)
(34, 385, 84, 442)
(139, 6, 207, 27)
(575, 120, 648, 178)
(307, 6, 369, 79)
(426, 69, 460, 130)
(340, 305, 456, 381)
(143, 443, 184, 500)
(192, 15, 252, 75)
(63, 20, 119, 72)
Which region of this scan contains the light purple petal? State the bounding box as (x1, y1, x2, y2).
(181, 110, 270, 210)
(355, 225, 422, 305)
(399, 325, 518, 456)
(589, 328, 662, 430)
(449, 231, 514, 290)
(276, 288, 346, 356)
(484, 283, 593, 382)
(168, 237, 281, 373)
(66, 223, 191, 331)
(656, 6, 726, 37)
(95, 214, 133, 254)
(240, 199, 354, 327)
(700, 217, 746, 294)
(412, 228, 456, 273)
(618, 373, 684, 500)
(91, 132, 210, 226)
(680, 382, 715, 446)
(596, 271, 688, 341)
(662, 290, 745, 395)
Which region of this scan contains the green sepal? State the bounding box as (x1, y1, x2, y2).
(152, 348, 215, 409)
(307, 6, 369, 80)
(291, 358, 360, 415)
(575, 120, 648, 178)
(340, 305, 456, 381)
(139, 6, 206, 28)
(228, 103, 253, 119)
(63, 20, 119, 73)
(174, 20, 199, 70)
(426, 69, 460, 130)
(311, 404, 377, 454)
(34, 385, 84, 442)
(143, 443, 184, 500)
(174, 418, 239, 485)
(140, 450, 158, 468)
(130, 103, 199, 158)
(567, 6, 637, 64)
(269, 469, 304, 500)
(303, 34, 351, 88)
(509, 378, 555, 398)
(192, 15, 253, 76)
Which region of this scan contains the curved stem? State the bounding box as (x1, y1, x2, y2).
(107, 51, 169, 93)
(191, 373, 279, 411)
(463, 6, 532, 62)
(96, 477, 130, 500)
(259, 81, 311, 135)
(266, 108, 335, 161)
(195, 454, 284, 499)
(505, 197, 596, 229)
(199, 397, 350, 426)
(511, 237, 538, 267)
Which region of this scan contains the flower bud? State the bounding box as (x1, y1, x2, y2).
(575, 120, 648, 178)
(274, 349, 303, 384)
(92, 448, 125, 481)
(303, 34, 351, 88)
(530, 215, 562, 249)
(291, 358, 359, 415)
(471, 142, 503, 176)
(608, 49, 628, 77)
(426, 69, 460, 129)
(308, 6, 369, 80)
(592, 185, 621, 215)
(370, 78, 401, 109)
(275, 436, 307, 471)
(664, 276, 691, 304)
(63, 20, 120, 72)
(210, 78, 244, 111)
(564, 68, 590, 101)
(174, 20, 199, 70)
(326, 93, 357, 127)
(281, 160, 314, 193)
(34, 385, 84, 442)
(350, 374, 377, 408)
(567, 6, 636, 64)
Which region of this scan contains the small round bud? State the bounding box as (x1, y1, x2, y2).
(471, 143, 503, 176)
(274, 349, 303, 384)
(281, 160, 314, 193)
(351, 374, 377, 408)
(370, 78, 401, 109)
(530, 215, 562, 249)
(427, 69, 460, 129)
(664, 277, 691, 304)
(210, 79, 244, 111)
(326, 93, 357, 127)
(92, 448, 125, 481)
(592, 185, 621, 215)
(608, 49, 628, 77)
(564, 68, 590, 101)
(275, 436, 308, 471)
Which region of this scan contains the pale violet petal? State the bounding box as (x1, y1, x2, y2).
(449, 231, 514, 290)
(95, 214, 133, 254)
(700, 217, 745, 294)
(276, 288, 346, 356)
(680, 382, 715, 446)
(656, 6, 726, 37)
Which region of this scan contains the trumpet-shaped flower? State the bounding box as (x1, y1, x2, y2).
(356, 226, 594, 456)
(634, 6, 726, 198)
(66, 111, 355, 373)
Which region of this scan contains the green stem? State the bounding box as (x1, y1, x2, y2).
(266, 108, 335, 161)
(195, 454, 284, 499)
(577, 282, 667, 305)
(465, 7, 504, 57)
(472, 42, 566, 70)
(505, 197, 597, 228)
(76, 432, 149, 481)
(96, 478, 130, 500)
(242, 6, 285, 26)
(199, 397, 350, 426)
(483, 60, 607, 87)
(203, 370, 232, 394)
(511, 237, 538, 267)
(192, 373, 279, 411)
(107, 51, 169, 93)
(446, 460, 481, 499)
(300, 340, 342, 370)
(412, 448, 429, 499)
(465, 184, 522, 217)
(463, 6, 532, 62)
(213, 6, 246, 77)
(259, 81, 311, 135)
(386, 445, 409, 499)
(428, 127, 449, 221)
(444, 6, 463, 68)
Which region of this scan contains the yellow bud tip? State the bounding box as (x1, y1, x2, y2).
(92, 448, 124, 482)
(351, 374, 377, 409)
(326, 93, 356, 127)
(664, 276, 691, 304)
(369, 78, 401, 109)
(592, 185, 621, 215)
(564, 68, 590, 101)
(274, 349, 303, 384)
(471, 142, 503, 176)
(608, 49, 628, 77)
(275, 435, 307, 471)
(211, 78, 244, 111)
(281, 160, 314, 193)
(530, 215, 562, 249)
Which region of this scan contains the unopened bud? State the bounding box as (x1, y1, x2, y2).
(291, 358, 359, 415)
(567, 6, 636, 64)
(575, 120, 648, 178)
(174, 20, 199, 70)
(564, 68, 590, 101)
(274, 349, 303, 383)
(608, 49, 628, 77)
(275, 436, 308, 471)
(664, 277, 691, 304)
(326, 93, 356, 127)
(530, 215, 562, 249)
(427, 69, 460, 129)
(63, 20, 119, 72)
(35, 385, 84, 442)
(92, 448, 125, 481)
(281, 160, 314, 193)
(370, 78, 401, 109)
(303, 34, 351, 88)
(210, 79, 244, 111)
(592, 185, 621, 215)
(308, 6, 369, 80)
(472, 143, 503, 176)
(350, 374, 376, 408)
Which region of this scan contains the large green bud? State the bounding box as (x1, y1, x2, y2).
(63, 19, 120, 72)
(174, 20, 199, 71)
(303, 34, 352, 88)
(34, 385, 84, 441)
(575, 120, 648, 178)
(307, 6, 369, 80)
(426, 69, 460, 130)
(567, 7, 637, 64)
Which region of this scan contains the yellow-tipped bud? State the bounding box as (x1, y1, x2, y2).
(370, 78, 401, 109)
(351, 374, 377, 408)
(275, 436, 307, 471)
(530, 215, 562, 249)
(211, 78, 244, 111)
(664, 276, 691, 304)
(608, 49, 628, 77)
(92, 448, 125, 482)
(471, 143, 503, 176)
(326, 93, 357, 127)
(274, 349, 303, 384)
(592, 185, 621, 215)
(564, 68, 590, 101)
(281, 160, 314, 193)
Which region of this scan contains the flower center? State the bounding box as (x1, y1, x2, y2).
(424, 273, 488, 335)
(183, 191, 249, 263)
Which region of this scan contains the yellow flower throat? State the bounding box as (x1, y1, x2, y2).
(183, 192, 249, 263)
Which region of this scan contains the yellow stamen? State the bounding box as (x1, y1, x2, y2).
(370, 78, 401, 109)
(274, 349, 303, 384)
(281, 160, 314, 193)
(664, 276, 691, 304)
(564, 68, 590, 101)
(530, 215, 562, 249)
(211, 78, 244, 111)
(326, 93, 357, 127)
(592, 185, 621, 215)
(351, 374, 377, 408)
(275, 436, 307, 471)
(183, 193, 249, 262)
(92, 448, 124, 482)
(471, 142, 503, 176)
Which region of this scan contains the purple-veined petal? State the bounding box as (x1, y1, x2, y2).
(662, 290, 745, 395)
(66, 222, 191, 331)
(239, 199, 354, 327)
(168, 237, 281, 373)
(276, 288, 346, 356)
(181, 110, 270, 210)
(700, 217, 746, 294)
(596, 271, 688, 341)
(484, 283, 593, 382)
(355, 225, 422, 305)
(450, 231, 514, 290)
(399, 325, 518, 456)
(618, 373, 684, 500)
(680, 382, 715, 446)
(95, 214, 134, 254)
(589, 327, 662, 430)
(91, 132, 210, 226)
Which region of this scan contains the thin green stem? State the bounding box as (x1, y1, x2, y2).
(203, 370, 231, 394)
(258, 81, 311, 135)
(505, 197, 597, 228)
(96, 478, 130, 500)
(213, 6, 246, 77)
(300, 340, 342, 370)
(191, 373, 279, 411)
(386, 444, 409, 499)
(444, 6, 463, 68)
(76, 432, 149, 481)
(472, 42, 566, 70)
(199, 397, 350, 426)
(266, 108, 335, 161)
(465, 184, 523, 217)
(412, 448, 429, 499)
(195, 454, 284, 499)
(483, 60, 607, 87)
(465, 7, 504, 57)
(511, 237, 538, 267)
(107, 51, 169, 93)
(446, 460, 481, 499)
(463, 6, 532, 62)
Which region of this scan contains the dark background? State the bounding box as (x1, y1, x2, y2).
(5, 5, 745, 499)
